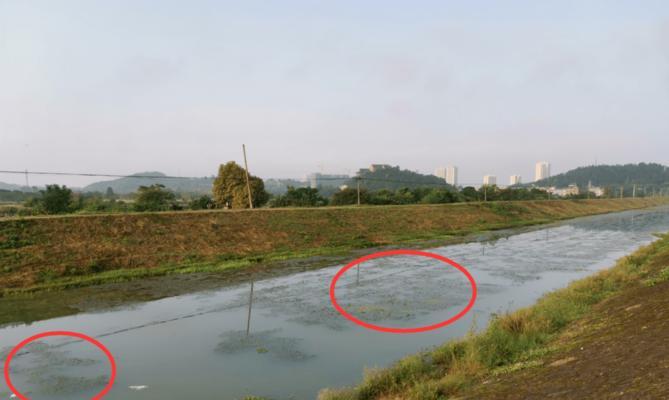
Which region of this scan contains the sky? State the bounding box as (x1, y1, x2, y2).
(1, 0, 668, 187)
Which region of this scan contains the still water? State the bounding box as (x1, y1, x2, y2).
(2, 207, 669, 399)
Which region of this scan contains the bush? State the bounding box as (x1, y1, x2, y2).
(269, 187, 328, 207)
(189, 195, 215, 210)
(331, 188, 370, 206)
(134, 184, 177, 212)
(29, 184, 75, 214)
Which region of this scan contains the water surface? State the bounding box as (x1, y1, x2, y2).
(2, 207, 669, 399)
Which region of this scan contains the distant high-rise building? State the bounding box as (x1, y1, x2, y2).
(535, 162, 551, 181)
(483, 175, 497, 186)
(446, 166, 458, 186)
(434, 165, 458, 186)
(509, 175, 522, 185)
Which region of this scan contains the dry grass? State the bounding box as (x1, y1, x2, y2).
(0, 198, 666, 291)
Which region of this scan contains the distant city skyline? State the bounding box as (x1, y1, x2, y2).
(4, 159, 663, 190)
(1, 1, 668, 188)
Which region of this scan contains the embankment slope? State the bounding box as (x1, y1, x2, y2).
(1, 198, 667, 291)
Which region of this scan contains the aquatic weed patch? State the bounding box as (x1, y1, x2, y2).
(318, 231, 669, 400)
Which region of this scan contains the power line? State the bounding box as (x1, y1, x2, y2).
(0, 170, 210, 180)
(0, 169, 481, 187)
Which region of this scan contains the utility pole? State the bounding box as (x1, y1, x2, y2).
(24, 169, 30, 191)
(484, 186, 487, 202)
(356, 177, 361, 206)
(620, 185, 624, 199)
(632, 184, 636, 199)
(242, 144, 254, 209)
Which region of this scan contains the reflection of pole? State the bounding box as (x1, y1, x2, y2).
(356, 264, 360, 285)
(246, 281, 254, 336)
(481, 244, 485, 255)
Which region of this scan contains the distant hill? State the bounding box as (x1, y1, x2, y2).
(82, 172, 214, 194)
(349, 164, 455, 191)
(535, 163, 669, 188)
(0, 181, 30, 191)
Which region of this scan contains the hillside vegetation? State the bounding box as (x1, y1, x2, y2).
(82, 171, 214, 194)
(1, 198, 667, 293)
(349, 165, 452, 191)
(535, 162, 669, 190)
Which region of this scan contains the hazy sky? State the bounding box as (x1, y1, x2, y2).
(1, 0, 668, 187)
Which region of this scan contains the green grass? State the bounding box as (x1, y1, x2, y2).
(318, 233, 669, 400)
(1, 198, 667, 294)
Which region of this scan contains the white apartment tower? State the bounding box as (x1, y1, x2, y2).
(434, 165, 458, 186)
(509, 175, 522, 185)
(483, 175, 497, 186)
(535, 162, 551, 181)
(446, 166, 458, 186)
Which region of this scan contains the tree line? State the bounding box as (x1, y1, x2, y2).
(3, 161, 666, 216)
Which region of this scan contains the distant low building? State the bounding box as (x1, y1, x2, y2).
(548, 184, 579, 197)
(509, 175, 522, 185)
(588, 186, 605, 197)
(483, 175, 497, 186)
(369, 164, 393, 173)
(307, 173, 350, 189)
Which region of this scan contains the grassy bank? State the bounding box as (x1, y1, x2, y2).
(318, 232, 669, 400)
(1, 198, 667, 294)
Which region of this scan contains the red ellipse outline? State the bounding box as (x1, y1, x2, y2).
(3, 331, 117, 400)
(329, 249, 477, 334)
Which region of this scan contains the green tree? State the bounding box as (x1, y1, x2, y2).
(269, 187, 328, 207)
(420, 188, 459, 204)
(34, 184, 74, 214)
(134, 184, 177, 211)
(189, 195, 214, 210)
(331, 187, 370, 205)
(212, 162, 269, 208)
(460, 186, 479, 201)
(105, 187, 117, 200)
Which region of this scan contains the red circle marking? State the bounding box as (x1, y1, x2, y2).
(3, 331, 117, 400)
(329, 249, 477, 334)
